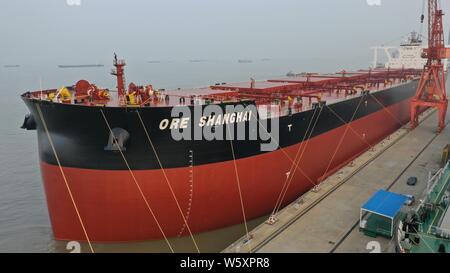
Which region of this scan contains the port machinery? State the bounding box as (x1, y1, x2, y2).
(410, 0, 450, 133)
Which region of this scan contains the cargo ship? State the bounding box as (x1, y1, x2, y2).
(20, 33, 444, 243)
(58, 64, 105, 69)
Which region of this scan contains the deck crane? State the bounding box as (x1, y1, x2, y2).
(410, 0, 450, 132)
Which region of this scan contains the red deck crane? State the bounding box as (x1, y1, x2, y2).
(410, 0, 450, 132)
(111, 53, 126, 100)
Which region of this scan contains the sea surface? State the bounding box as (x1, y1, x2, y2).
(0, 57, 367, 252)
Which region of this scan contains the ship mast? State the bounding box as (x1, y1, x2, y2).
(111, 53, 126, 102)
(410, 0, 450, 132)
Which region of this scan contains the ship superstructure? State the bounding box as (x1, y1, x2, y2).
(372, 31, 448, 70)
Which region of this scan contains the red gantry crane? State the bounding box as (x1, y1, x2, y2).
(410, 0, 450, 132)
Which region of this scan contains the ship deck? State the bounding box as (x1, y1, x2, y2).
(23, 68, 421, 118)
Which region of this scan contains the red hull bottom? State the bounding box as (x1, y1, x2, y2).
(40, 98, 412, 242)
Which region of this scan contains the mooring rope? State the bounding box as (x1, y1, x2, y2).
(269, 106, 320, 217)
(99, 109, 174, 253)
(369, 92, 404, 127)
(325, 104, 375, 150)
(136, 110, 200, 253)
(319, 95, 365, 182)
(273, 105, 325, 215)
(255, 117, 317, 188)
(36, 104, 94, 253)
(226, 122, 251, 251)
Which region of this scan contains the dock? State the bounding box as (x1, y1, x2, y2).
(223, 108, 450, 253)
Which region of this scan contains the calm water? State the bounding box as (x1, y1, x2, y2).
(0, 58, 366, 252)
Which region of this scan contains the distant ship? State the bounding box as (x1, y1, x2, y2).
(238, 59, 253, 63)
(58, 64, 104, 68)
(286, 71, 296, 77)
(189, 59, 208, 63)
(3, 65, 20, 68)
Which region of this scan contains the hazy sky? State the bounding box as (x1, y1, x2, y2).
(1, 0, 449, 64)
